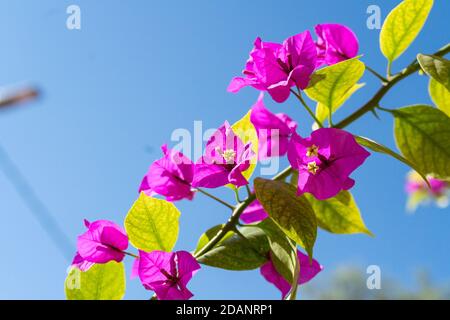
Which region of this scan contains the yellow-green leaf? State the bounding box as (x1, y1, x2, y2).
(125, 192, 180, 252)
(315, 83, 365, 125)
(305, 191, 372, 236)
(380, 0, 433, 62)
(227, 110, 258, 188)
(254, 178, 317, 259)
(392, 105, 450, 179)
(429, 78, 450, 116)
(65, 262, 125, 300)
(305, 57, 365, 114)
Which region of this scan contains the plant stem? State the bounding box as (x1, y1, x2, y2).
(290, 89, 323, 128)
(194, 194, 255, 258)
(234, 188, 242, 203)
(245, 184, 252, 198)
(386, 61, 393, 78)
(195, 188, 235, 210)
(335, 43, 450, 129)
(366, 65, 388, 83)
(123, 251, 138, 259)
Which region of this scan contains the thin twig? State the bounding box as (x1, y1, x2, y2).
(195, 188, 235, 210)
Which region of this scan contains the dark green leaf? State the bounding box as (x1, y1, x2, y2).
(417, 54, 450, 91)
(194, 224, 234, 255)
(196, 226, 269, 270)
(254, 178, 317, 259)
(256, 219, 297, 283)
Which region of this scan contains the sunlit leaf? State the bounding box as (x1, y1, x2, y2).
(65, 262, 125, 300)
(315, 83, 365, 126)
(305, 57, 365, 126)
(392, 105, 450, 179)
(125, 192, 180, 252)
(380, 0, 433, 62)
(305, 191, 372, 236)
(429, 78, 450, 117)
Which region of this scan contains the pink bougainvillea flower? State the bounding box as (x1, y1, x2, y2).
(192, 121, 254, 188)
(228, 31, 317, 103)
(136, 250, 201, 300)
(288, 128, 370, 200)
(260, 250, 323, 299)
(72, 219, 128, 271)
(405, 170, 449, 212)
(139, 144, 195, 201)
(240, 199, 268, 224)
(250, 93, 297, 159)
(315, 23, 359, 67)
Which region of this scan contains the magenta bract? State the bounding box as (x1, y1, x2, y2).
(136, 250, 200, 300)
(260, 250, 323, 299)
(288, 128, 370, 200)
(228, 31, 317, 103)
(139, 145, 195, 201)
(315, 23, 359, 67)
(250, 93, 297, 160)
(192, 121, 254, 188)
(72, 219, 128, 271)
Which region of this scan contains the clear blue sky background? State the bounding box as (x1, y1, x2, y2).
(0, 0, 448, 299)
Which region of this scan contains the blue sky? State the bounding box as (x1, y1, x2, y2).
(0, 0, 448, 299)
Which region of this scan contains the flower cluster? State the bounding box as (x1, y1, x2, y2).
(228, 24, 358, 102)
(68, 23, 370, 300)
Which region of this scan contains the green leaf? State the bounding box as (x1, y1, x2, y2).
(305, 191, 372, 236)
(380, 0, 433, 62)
(125, 192, 180, 252)
(229, 110, 258, 187)
(256, 219, 298, 284)
(254, 178, 317, 258)
(305, 57, 365, 119)
(429, 78, 450, 117)
(417, 54, 450, 91)
(194, 224, 234, 255)
(314, 83, 365, 125)
(392, 105, 450, 179)
(196, 226, 269, 270)
(355, 135, 429, 186)
(65, 262, 125, 300)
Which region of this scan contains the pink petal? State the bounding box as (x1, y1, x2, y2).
(240, 200, 269, 224)
(176, 251, 201, 288)
(192, 163, 230, 188)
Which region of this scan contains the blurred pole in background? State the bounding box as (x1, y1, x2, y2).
(0, 86, 73, 261)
